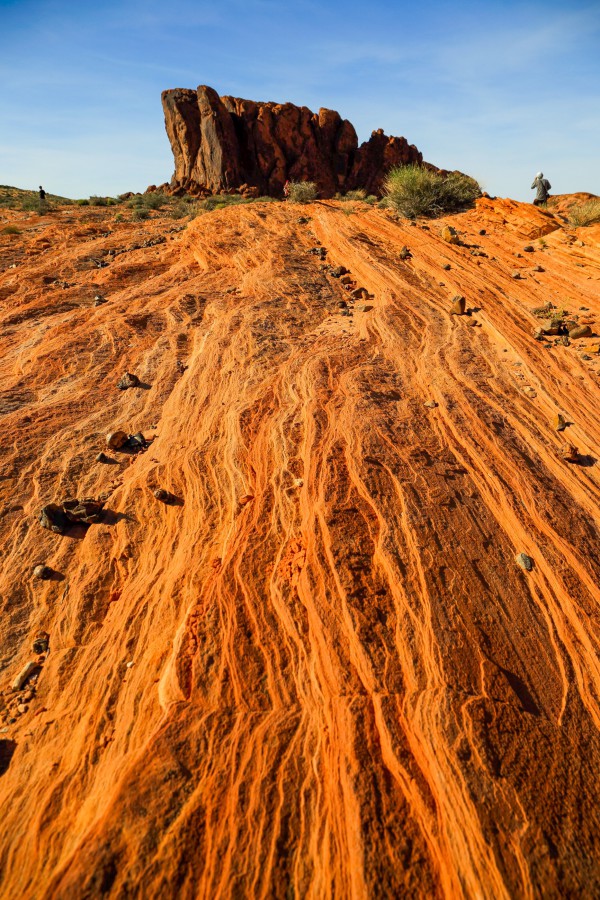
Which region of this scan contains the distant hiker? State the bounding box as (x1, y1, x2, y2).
(531, 172, 551, 206)
(283, 180, 290, 199)
(38, 185, 47, 213)
(39, 185, 46, 201)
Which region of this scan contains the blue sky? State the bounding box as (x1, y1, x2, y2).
(1, 0, 599, 200)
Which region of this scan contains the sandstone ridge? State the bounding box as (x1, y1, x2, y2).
(162, 84, 424, 197)
(0, 194, 600, 897)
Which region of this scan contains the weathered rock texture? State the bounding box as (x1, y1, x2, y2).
(162, 84, 424, 197)
(0, 195, 600, 897)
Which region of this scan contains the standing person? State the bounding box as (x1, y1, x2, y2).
(283, 180, 290, 199)
(38, 185, 46, 213)
(531, 172, 551, 206)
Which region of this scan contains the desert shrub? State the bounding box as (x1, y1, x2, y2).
(287, 182, 318, 203)
(114, 213, 124, 222)
(127, 195, 145, 208)
(143, 192, 167, 210)
(170, 199, 199, 219)
(568, 199, 600, 227)
(201, 194, 247, 211)
(342, 189, 367, 202)
(384, 165, 480, 218)
(132, 208, 149, 221)
(89, 196, 109, 207)
(2, 225, 21, 234)
(21, 195, 43, 211)
(76, 199, 90, 206)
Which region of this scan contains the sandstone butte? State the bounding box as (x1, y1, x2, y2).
(0, 186, 600, 900)
(161, 84, 425, 197)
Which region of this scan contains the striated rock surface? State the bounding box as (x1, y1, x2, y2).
(162, 85, 423, 197)
(0, 195, 600, 897)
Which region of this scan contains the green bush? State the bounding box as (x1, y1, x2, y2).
(342, 189, 367, 202)
(132, 208, 150, 221)
(21, 196, 44, 211)
(2, 224, 21, 234)
(76, 199, 90, 206)
(201, 194, 247, 211)
(143, 192, 167, 210)
(114, 213, 124, 222)
(170, 200, 193, 219)
(383, 165, 481, 218)
(287, 182, 318, 203)
(568, 199, 600, 227)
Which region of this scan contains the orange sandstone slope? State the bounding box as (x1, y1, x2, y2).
(0, 196, 600, 899)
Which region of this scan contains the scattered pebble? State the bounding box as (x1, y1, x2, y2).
(569, 324, 592, 339)
(450, 295, 466, 316)
(106, 430, 128, 450)
(554, 414, 567, 431)
(117, 372, 140, 390)
(561, 443, 580, 463)
(153, 488, 176, 504)
(516, 552, 533, 571)
(441, 225, 459, 245)
(33, 565, 53, 580)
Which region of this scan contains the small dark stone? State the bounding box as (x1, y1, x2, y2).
(523, 245, 534, 253)
(117, 372, 140, 390)
(33, 565, 53, 580)
(516, 553, 533, 571)
(442, 263, 451, 270)
(127, 432, 148, 451)
(154, 488, 175, 504)
(478, 229, 486, 235)
(330, 266, 347, 278)
(399, 246, 411, 259)
(38, 504, 69, 535)
(62, 498, 105, 524)
(96, 452, 110, 463)
(33, 632, 49, 654)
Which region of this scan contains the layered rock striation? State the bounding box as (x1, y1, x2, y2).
(1, 195, 600, 897)
(162, 84, 424, 197)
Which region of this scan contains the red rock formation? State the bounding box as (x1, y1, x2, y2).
(162, 85, 424, 197)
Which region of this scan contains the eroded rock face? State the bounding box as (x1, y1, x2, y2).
(162, 85, 424, 197)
